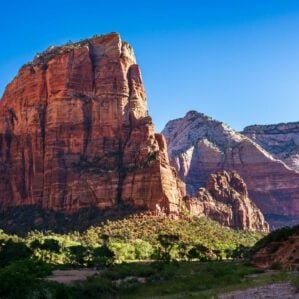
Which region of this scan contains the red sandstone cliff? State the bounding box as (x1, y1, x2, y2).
(0, 33, 183, 214)
(184, 171, 269, 232)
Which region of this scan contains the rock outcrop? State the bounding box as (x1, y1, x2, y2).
(252, 225, 299, 269)
(0, 33, 183, 214)
(162, 111, 299, 227)
(184, 171, 269, 232)
(243, 122, 299, 172)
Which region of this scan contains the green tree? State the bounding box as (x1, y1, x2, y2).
(30, 238, 60, 262)
(110, 242, 135, 262)
(232, 245, 251, 260)
(92, 245, 115, 268)
(68, 245, 89, 266)
(133, 239, 153, 260)
(176, 242, 190, 261)
(0, 239, 32, 267)
(187, 244, 210, 261)
(156, 234, 180, 262)
(0, 259, 52, 299)
(41, 239, 60, 262)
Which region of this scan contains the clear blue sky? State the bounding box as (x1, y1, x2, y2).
(1, 0, 299, 131)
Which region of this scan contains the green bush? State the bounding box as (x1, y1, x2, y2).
(0, 259, 52, 299)
(110, 242, 136, 262)
(0, 239, 32, 267)
(67, 245, 90, 266)
(92, 245, 115, 267)
(133, 239, 154, 260)
(187, 244, 210, 261)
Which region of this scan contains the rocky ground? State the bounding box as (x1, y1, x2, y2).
(219, 282, 299, 299)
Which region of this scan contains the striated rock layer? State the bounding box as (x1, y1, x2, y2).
(162, 111, 299, 227)
(184, 171, 269, 232)
(243, 122, 299, 172)
(0, 33, 183, 214)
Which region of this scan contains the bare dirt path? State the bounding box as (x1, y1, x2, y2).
(45, 269, 99, 285)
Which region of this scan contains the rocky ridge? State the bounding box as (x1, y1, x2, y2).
(184, 171, 269, 232)
(162, 111, 299, 227)
(243, 122, 299, 172)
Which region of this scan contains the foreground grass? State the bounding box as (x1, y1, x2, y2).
(51, 261, 299, 299)
(1, 259, 298, 298)
(106, 261, 261, 298)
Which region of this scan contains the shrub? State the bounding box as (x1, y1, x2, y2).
(92, 245, 115, 268)
(67, 245, 90, 266)
(187, 244, 210, 261)
(110, 242, 136, 262)
(133, 239, 153, 260)
(0, 259, 52, 299)
(0, 239, 32, 267)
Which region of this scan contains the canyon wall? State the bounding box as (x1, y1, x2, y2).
(0, 33, 183, 214)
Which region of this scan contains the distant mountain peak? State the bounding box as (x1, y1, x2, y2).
(163, 111, 299, 228)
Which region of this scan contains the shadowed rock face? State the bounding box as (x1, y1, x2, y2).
(0, 33, 183, 214)
(242, 122, 299, 172)
(184, 171, 269, 232)
(162, 111, 299, 226)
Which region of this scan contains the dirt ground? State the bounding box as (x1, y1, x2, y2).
(45, 269, 99, 285)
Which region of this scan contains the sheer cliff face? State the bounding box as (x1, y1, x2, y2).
(184, 171, 269, 232)
(0, 33, 183, 214)
(162, 111, 299, 223)
(242, 122, 299, 172)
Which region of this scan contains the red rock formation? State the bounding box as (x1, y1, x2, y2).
(162, 111, 299, 227)
(184, 171, 269, 232)
(252, 225, 299, 269)
(0, 33, 183, 214)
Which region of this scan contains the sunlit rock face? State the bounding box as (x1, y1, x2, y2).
(162, 111, 299, 227)
(184, 171, 269, 232)
(243, 122, 299, 172)
(0, 33, 184, 214)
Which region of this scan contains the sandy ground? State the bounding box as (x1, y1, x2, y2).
(45, 269, 99, 285)
(219, 282, 299, 299)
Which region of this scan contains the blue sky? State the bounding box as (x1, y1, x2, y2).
(1, 0, 299, 131)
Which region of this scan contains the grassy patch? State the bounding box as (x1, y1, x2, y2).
(67, 261, 262, 298)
